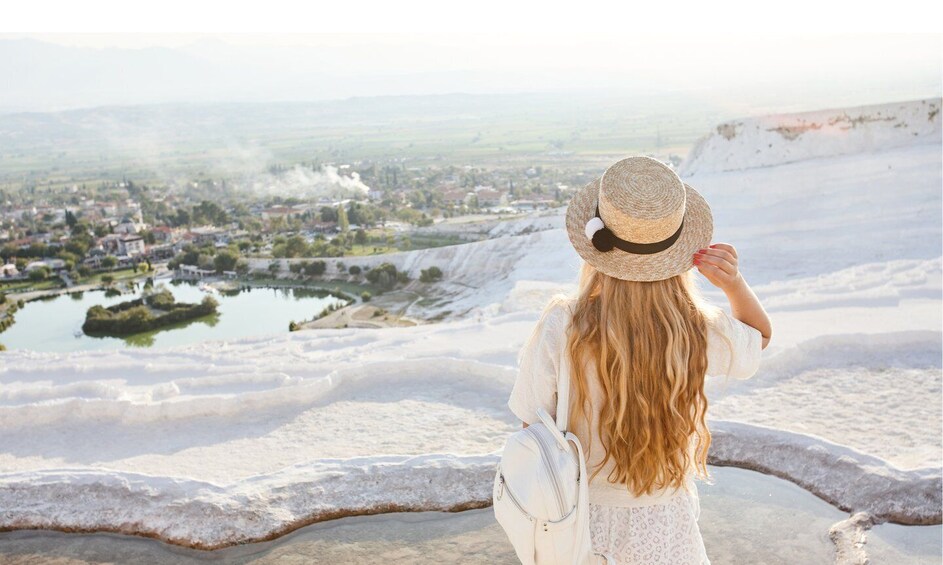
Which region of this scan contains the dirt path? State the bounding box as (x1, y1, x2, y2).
(302, 303, 418, 329)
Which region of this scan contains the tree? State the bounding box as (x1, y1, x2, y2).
(365, 262, 398, 290)
(174, 208, 191, 228)
(284, 236, 309, 258)
(65, 209, 78, 229)
(214, 250, 239, 273)
(320, 206, 338, 223)
(337, 203, 349, 233)
(192, 200, 228, 226)
(268, 261, 281, 276)
(93, 223, 111, 238)
(76, 219, 96, 236)
(235, 259, 250, 275)
(101, 273, 115, 285)
(354, 228, 367, 246)
(101, 256, 118, 270)
(28, 267, 49, 281)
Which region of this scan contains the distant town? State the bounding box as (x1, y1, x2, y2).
(0, 159, 605, 288)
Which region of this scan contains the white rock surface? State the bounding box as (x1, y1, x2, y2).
(1, 99, 940, 548)
(680, 98, 941, 176)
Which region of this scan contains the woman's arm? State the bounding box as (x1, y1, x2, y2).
(694, 243, 772, 349)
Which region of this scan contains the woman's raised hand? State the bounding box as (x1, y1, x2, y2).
(694, 242, 772, 348)
(693, 243, 743, 292)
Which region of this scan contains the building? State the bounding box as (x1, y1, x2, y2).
(188, 226, 224, 245)
(177, 264, 216, 279)
(150, 226, 175, 242)
(311, 220, 338, 234)
(25, 258, 66, 272)
(1, 263, 19, 278)
(473, 187, 507, 208)
(98, 202, 119, 216)
(261, 206, 293, 220)
(442, 189, 471, 207)
(147, 243, 176, 261)
(119, 236, 146, 257)
(114, 219, 145, 235)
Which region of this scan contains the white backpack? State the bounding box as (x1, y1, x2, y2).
(493, 362, 613, 564)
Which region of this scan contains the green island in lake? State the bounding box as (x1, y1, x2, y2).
(82, 288, 219, 337)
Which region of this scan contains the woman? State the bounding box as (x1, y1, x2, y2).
(507, 156, 772, 565)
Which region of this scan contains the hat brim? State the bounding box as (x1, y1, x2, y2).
(565, 177, 713, 282)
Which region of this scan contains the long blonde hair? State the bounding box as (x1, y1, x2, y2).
(565, 262, 712, 496)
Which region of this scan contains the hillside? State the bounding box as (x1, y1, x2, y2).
(679, 98, 941, 176)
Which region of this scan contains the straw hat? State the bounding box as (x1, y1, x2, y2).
(565, 156, 713, 282)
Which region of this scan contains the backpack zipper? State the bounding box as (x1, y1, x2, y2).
(524, 425, 568, 518)
(498, 472, 536, 522)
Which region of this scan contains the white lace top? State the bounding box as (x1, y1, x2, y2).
(507, 294, 763, 508)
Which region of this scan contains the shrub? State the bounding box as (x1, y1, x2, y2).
(365, 262, 398, 289)
(304, 260, 326, 277)
(289, 321, 300, 332)
(348, 265, 362, 275)
(101, 274, 115, 285)
(360, 291, 372, 302)
(315, 301, 345, 320)
(144, 289, 176, 310)
(419, 266, 443, 283)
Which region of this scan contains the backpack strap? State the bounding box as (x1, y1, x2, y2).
(555, 312, 571, 434)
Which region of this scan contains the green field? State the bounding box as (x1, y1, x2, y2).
(0, 92, 731, 194)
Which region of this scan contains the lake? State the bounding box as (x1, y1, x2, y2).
(0, 281, 350, 352)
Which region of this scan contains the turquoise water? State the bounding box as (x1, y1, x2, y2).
(0, 282, 349, 352)
(0, 467, 938, 564)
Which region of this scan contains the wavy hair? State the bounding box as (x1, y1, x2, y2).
(564, 262, 712, 496)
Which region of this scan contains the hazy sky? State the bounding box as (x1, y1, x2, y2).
(0, 33, 939, 113)
(6, 33, 939, 77)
